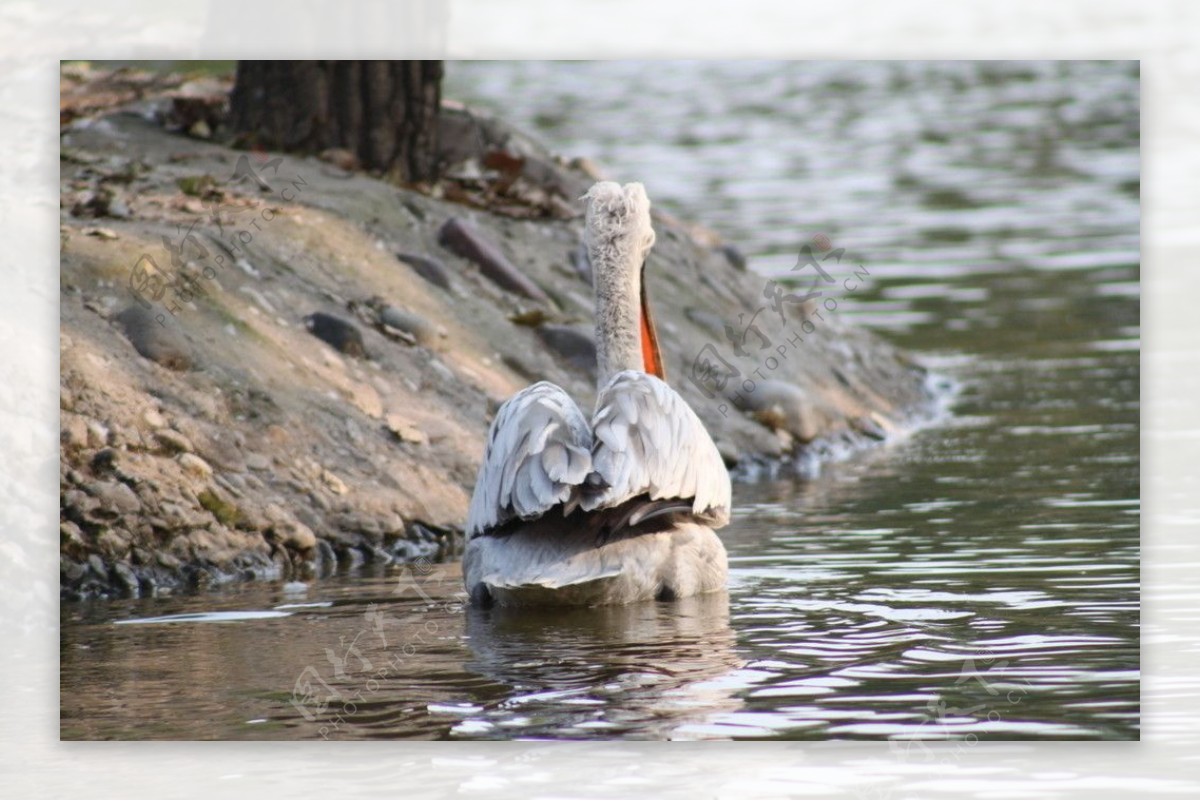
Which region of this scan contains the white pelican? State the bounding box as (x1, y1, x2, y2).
(463, 182, 732, 607)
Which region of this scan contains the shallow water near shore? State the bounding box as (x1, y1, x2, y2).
(61, 61, 1138, 742)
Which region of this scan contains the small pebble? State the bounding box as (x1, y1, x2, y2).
(731, 379, 820, 442)
(715, 243, 747, 271)
(82, 227, 119, 240)
(86, 420, 109, 448)
(155, 429, 194, 454)
(177, 452, 213, 479)
(112, 562, 140, 597)
(93, 480, 141, 514)
(536, 325, 597, 377)
(188, 119, 212, 139)
(113, 305, 193, 371)
(245, 453, 271, 471)
(438, 217, 549, 302)
(378, 305, 435, 345)
(385, 414, 428, 445)
(321, 469, 348, 495)
(90, 448, 119, 474)
(427, 359, 456, 384)
(87, 554, 108, 580)
(396, 252, 452, 291)
(304, 312, 367, 358)
(273, 520, 317, 550)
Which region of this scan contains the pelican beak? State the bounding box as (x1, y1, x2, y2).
(640, 261, 666, 380)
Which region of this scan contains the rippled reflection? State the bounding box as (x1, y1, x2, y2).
(457, 594, 743, 738)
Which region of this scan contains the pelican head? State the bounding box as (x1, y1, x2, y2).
(583, 182, 664, 385)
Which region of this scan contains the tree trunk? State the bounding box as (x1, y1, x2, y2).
(229, 60, 443, 184)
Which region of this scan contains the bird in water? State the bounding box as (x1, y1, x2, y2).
(463, 182, 731, 607)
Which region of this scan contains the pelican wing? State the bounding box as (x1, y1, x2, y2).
(582, 370, 731, 526)
(466, 382, 594, 538)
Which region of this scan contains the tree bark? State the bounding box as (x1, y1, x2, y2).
(230, 60, 443, 183)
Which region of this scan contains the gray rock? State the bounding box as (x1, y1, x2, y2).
(90, 448, 120, 474)
(501, 353, 540, 382)
(113, 305, 194, 371)
(727, 379, 820, 442)
(427, 357, 457, 385)
(851, 414, 890, 441)
(365, 546, 393, 565)
(271, 519, 316, 551)
(215, 472, 246, 497)
(142, 408, 167, 429)
(263, 503, 289, 524)
(63, 489, 99, 521)
(303, 312, 367, 358)
(333, 512, 385, 546)
(315, 538, 337, 574)
(379, 513, 406, 538)
(61, 557, 86, 583)
(107, 195, 133, 219)
(338, 546, 366, 570)
(535, 324, 598, 378)
(245, 452, 271, 471)
(197, 431, 246, 472)
(60, 521, 86, 556)
(154, 429, 194, 454)
(87, 554, 108, 581)
(112, 562, 140, 597)
(715, 243, 747, 271)
(86, 420, 110, 448)
(385, 414, 428, 445)
(96, 528, 131, 558)
(157, 500, 209, 530)
(234, 499, 269, 532)
(92, 480, 142, 514)
(109, 423, 142, 450)
(378, 306, 436, 345)
(177, 452, 213, 479)
(396, 252, 452, 291)
(438, 217, 549, 302)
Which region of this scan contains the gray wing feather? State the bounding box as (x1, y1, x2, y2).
(581, 370, 731, 526)
(466, 382, 593, 537)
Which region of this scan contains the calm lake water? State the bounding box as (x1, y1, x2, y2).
(61, 61, 1139, 742)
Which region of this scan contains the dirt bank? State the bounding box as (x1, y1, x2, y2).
(59, 67, 941, 600)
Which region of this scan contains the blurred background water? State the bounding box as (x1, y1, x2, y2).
(61, 61, 1140, 743)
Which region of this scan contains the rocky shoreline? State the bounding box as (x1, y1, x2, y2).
(59, 66, 943, 600)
